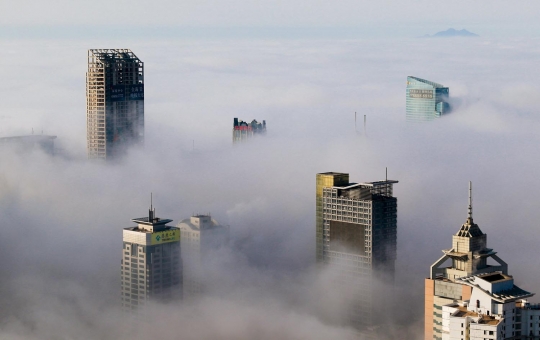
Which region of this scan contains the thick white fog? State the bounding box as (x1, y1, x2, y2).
(0, 36, 540, 339)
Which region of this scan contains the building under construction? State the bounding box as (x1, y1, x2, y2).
(232, 118, 266, 143)
(316, 172, 398, 334)
(86, 49, 144, 160)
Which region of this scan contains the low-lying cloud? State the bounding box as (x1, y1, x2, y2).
(0, 36, 539, 339)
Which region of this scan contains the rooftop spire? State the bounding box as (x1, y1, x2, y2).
(467, 181, 473, 222)
(149, 193, 155, 221)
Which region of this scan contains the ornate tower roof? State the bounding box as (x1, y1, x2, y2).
(430, 182, 508, 281)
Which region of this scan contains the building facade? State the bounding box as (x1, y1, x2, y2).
(406, 76, 450, 121)
(0, 135, 57, 155)
(177, 215, 229, 299)
(87, 49, 144, 160)
(232, 118, 266, 143)
(316, 172, 398, 330)
(121, 207, 181, 313)
(425, 183, 538, 340)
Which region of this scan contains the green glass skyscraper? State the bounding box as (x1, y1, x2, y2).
(406, 76, 449, 121)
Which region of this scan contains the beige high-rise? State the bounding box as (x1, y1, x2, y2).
(121, 206, 181, 313)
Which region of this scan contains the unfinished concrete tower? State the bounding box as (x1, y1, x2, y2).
(86, 49, 144, 160)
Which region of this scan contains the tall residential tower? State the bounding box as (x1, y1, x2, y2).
(316, 172, 398, 330)
(87, 49, 144, 160)
(121, 205, 181, 313)
(425, 183, 538, 340)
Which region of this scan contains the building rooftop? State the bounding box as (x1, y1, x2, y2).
(453, 306, 501, 325)
(124, 225, 177, 233)
(131, 217, 172, 225)
(177, 215, 222, 232)
(407, 76, 446, 89)
(318, 172, 349, 176)
(457, 273, 534, 303)
(89, 49, 141, 62)
(0, 135, 57, 142)
(482, 273, 506, 283)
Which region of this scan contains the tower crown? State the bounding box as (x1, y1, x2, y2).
(431, 182, 507, 280)
(453, 181, 485, 252)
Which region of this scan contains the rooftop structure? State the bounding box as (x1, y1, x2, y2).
(406, 76, 450, 121)
(87, 49, 144, 160)
(425, 182, 537, 340)
(121, 203, 181, 313)
(232, 118, 266, 143)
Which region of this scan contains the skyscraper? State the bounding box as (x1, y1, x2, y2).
(425, 183, 538, 340)
(121, 205, 181, 313)
(177, 215, 229, 299)
(316, 172, 398, 330)
(232, 118, 266, 143)
(87, 49, 144, 160)
(406, 76, 450, 121)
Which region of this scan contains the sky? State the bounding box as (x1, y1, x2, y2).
(1, 1, 540, 339)
(1, 1, 540, 38)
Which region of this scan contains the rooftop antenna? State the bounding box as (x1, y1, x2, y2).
(468, 181, 473, 221)
(149, 193, 155, 221)
(364, 115, 366, 135)
(386, 167, 388, 182)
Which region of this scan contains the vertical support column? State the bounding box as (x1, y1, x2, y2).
(425, 278, 435, 340)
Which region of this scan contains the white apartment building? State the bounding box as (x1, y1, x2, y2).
(426, 183, 538, 340)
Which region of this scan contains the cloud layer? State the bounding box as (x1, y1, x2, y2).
(0, 36, 539, 339)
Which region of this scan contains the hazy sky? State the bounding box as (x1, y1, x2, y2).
(0, 1, 540, 339)
(1, 1, 540, 38)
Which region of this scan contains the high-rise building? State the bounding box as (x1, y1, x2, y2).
(316, 172, 398, 330)
(232, 118, 266, 143)
(177, 215, 229, 299)
(425, 183, 538, 340)
(406, 76, 450, 121)
(0, 135, 57, 155)
(87, 49, 144, 160)
(121, 205, 181, 313)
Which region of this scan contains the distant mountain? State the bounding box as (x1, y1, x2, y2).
(429, 28, 479, 37)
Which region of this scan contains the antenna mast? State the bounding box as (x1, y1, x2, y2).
(467, 181, 473, 221)
(364, 115, 366, 134)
